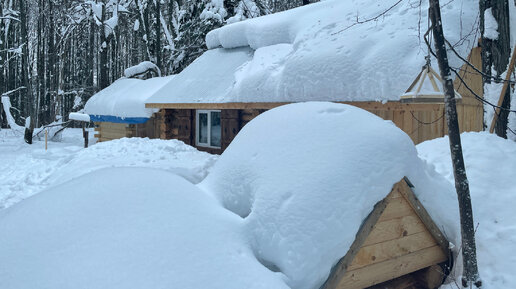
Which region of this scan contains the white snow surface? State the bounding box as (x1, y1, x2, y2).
(417, 132, 516, 289)
(0, 129, 216, 209)
(151, 0, 479, 103)
(483, 8, 499, 40)
(124, 61, 161, 78)
(1, 102, 463, 289)
(4, 103, 513, 289)
(1, 96, 23, 131)
(69, 112, 91, 122)
(84, 76, 174, 118)
(199, 102, 460, 289)
(148, 48, 253, 104)
(0, 168, 289, 289)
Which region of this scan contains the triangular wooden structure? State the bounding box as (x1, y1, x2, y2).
(322, 178, 450, 289)
(401, 59, 460, 103)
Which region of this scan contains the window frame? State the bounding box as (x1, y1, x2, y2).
(195, 109, 222, 149)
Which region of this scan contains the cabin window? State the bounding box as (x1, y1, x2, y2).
(196, 110, 221, 148)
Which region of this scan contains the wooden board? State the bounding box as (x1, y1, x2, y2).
(348, 230, 438, 271)
(337, 246, 447, 289)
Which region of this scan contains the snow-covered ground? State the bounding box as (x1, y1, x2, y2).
(417, 132, 516, 289)
(0, 128, 217, 209)
(0, 104, 515, 289)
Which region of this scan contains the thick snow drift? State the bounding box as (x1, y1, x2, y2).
(148, 0, 479, 105)
(418, 132, 516, 289)
(84, 76, 174, 120)
(0, 130, 216, 209)
(0, 168, 288, 289)
(200, 102, 459, 289)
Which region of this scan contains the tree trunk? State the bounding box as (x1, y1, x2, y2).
(20, 0, 34, 144)
(429, 0, 481, 288)
(155, 0, 162, 70)
(99, 1, 109, 89)
(480, 0, 511, 137)
(0, 0, 4, 128)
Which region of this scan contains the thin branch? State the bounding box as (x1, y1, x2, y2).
(332, 0, 405, 34)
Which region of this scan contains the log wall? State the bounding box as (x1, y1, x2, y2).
(154, 99, 483, 153)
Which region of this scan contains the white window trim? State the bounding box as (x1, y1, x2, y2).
(195, 110, 221, 149)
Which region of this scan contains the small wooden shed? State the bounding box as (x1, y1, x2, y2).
(83, 76, 174, 142)
(322, 177, 450, 289)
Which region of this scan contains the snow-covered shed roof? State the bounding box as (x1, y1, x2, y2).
(85, 76, 174, 123)
(146, 0, 479, 106)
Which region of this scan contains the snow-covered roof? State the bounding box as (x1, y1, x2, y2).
(148, 48, 252, 104)
(146, 0, 479, 105)
(84, 76, 174, 122)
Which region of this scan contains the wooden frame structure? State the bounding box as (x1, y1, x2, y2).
(322, 178, 450, 289)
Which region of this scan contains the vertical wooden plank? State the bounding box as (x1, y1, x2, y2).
(392, 110, 404, 129)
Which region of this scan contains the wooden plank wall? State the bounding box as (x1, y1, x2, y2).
(94, 122, 131, 142)
(153, 100, 483, 152)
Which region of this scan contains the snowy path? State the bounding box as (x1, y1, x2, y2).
(0, 129, 217, 209)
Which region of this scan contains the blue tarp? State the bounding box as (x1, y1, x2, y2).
(89, 115, 149, 124)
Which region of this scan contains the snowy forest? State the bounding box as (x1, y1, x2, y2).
(0, 0, 313, 129)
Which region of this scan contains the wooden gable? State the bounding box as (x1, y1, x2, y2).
(323, 178, 450, 289)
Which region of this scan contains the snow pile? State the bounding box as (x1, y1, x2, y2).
(48, 137, 218, 186)
(84, 75, 174, 119)
(0, 168, 289, 289)
(418, 132, 516, 289)
(69, 112, 91, 122)
(0, 130, 216, 209)
(191, 0, 479, 103)
(200, 102, 459, 289)
(124, 61, 161, 78)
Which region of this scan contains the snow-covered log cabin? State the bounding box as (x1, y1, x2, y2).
(83, 76, 174, 142)
(144, 0, 483, 154)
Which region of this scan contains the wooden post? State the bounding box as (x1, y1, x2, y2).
(489, 45, 516, 133)
(82, 123, 89, 148)
(44, 129, 48, 150)
(429, 0, 481, 287)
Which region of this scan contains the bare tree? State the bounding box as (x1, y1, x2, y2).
(428, 0, 481, 287)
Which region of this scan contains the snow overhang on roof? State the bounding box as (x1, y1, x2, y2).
(84, 75, 175, 122)
(146, 0, 479, 106)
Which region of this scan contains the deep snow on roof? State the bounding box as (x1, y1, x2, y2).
(84, 75, 174, 119)
(146, 0, 479, 105)
(148, 48, 252, 104)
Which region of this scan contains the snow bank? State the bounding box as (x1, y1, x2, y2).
(84, 76, 174, 119)
(418, 132, 516, 289)
(0, 132, 216, 209)
(48, 137, 218, 186)
(188, 0, 479, 103)
(0, 168, 289, 289)
(200, 102, 459, 289)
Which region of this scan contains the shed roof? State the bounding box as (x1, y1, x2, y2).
(146, 0, 479, 107)
(84, 75, 174, 123)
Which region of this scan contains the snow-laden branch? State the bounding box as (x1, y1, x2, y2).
(1, 96, 23, 131)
